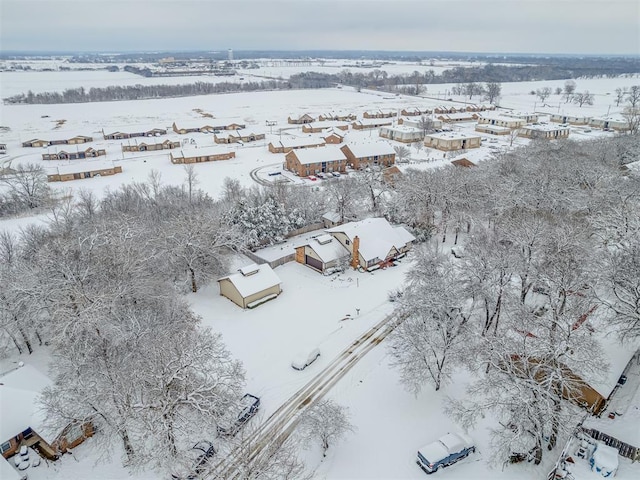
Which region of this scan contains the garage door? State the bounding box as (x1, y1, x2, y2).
(305, 255, 323, 271)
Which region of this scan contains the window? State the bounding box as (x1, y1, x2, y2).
(345, 239, 350, 245)
(0, 441, 11, 453)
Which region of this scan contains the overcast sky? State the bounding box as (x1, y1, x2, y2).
(1, 0, 639, 55)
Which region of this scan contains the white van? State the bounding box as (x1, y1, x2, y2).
(291, 347, 321, 370)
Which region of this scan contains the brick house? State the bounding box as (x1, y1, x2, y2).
(170, 146, 235, 164)
(287, 114, 316, 125)
(518, 125, 570, 139)
(285, 146, 347, 177)
(351, 118, 393, 130)
(47, 162, 123, 182)
(42, 147, 107, 161)
(340, 142, 396, 169)
(424, 132, 482, 151)
(102, 127, 167, 140)
(268, 137, 326, 154)
(121, 139, 181, 152)
(301, 121, 349, 134)
(214, 129, 266, 144)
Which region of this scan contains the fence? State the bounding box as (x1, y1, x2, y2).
(582, 428, 639, 461)
(285, 222, 324, 238)
(244, 250, 295, 269)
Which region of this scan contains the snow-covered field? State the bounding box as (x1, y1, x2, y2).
(1, 67, 640, 479)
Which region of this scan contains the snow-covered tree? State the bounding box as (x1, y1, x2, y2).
(299, 399, 355, 457)
(389, 249, 473, 392)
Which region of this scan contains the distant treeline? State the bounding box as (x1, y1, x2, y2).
(288, 63, 640, 90)
(3, 79, 289, 104)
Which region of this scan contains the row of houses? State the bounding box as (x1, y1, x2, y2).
(42, 147, 106, 161)
(47, 162, 123, 182)
(284, 142, 397, 177)
(550, 114, 629, 131)
(287, 104, 497, 124)
(22, 136, 93, 148)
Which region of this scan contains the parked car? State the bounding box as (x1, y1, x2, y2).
(316, 172, 326, 179)
(331, 171, 341, 177)
(171, 441, 216, 479)
(292, 346, 321, 370)
(416, 432, 475, 474)
(217, 394, 260, 436)
(308, 175, 317, 181)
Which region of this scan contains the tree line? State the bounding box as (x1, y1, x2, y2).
(3, 79, 289, 104)
(386, 134, 640, 467)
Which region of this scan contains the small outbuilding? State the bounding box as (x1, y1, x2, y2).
(218, 264, 282, 309)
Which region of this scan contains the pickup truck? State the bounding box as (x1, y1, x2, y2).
(417, 432, 475, 474)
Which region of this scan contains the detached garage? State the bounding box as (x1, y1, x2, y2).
(218, 264, 282, 309)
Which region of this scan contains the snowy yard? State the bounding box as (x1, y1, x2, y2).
(1, 65, 640, 480)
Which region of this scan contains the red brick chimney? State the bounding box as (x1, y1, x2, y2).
(350, 235, 360, 269)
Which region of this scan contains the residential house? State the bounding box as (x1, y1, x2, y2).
(400, 107, 432, 116)
(325, 217, 415, 271)
(121, 139, 181, 152)
(503, 111, 539, 123)
(0, 364, 94, 461)
(477, 112, 526, 129)
(424, 132, 482, 151)
(551, 114, 591, 125)
(218, 264, 282, 309)
(351, 118, 393, 130)
(379, 125, 424, 143)
(102, 126, 167, 140)
(382, 165, 403, 185)
(301, 121, 349, 134)
(285, 146, 347, 177)
(318, 112, 356, 121)
(287, 114, 316, 125)
(589, 116, 629, 132)
(268, 136, 325, 154)
(294, 234, 350, 273)
(518, 124, 570, 139)
(451, 158, 477, 168)
(323, 129, 345, 144)
(42, 147, 107, 161)
(475, 124, 512, 135)
(47, 162, 123, 182)
(22, 136, 93, 148)
(340, 142, 396, 169)
(434, 105, 458, 114)
(436, 112, 479, 123)
(170, 146, 235, 164)
(172, 121, 246, 134)
(398, 117, 444, 130)
(213, 129, 266, 144)
(363, 109, 397, 119)
(581, 351, 640, 461)
(322, 211, 342, 228)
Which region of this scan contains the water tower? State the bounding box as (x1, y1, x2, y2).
(227, 49, 234, 61)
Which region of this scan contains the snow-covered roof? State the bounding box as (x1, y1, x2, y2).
(521, 124, 570, 132)
(426, 132, 481, 141)
(175, 146, 232, 158)
(301, 235, 350, 264)
(289, 146, 346, 165)
(380, 125, 422, 134)
(353, 118, 393, 126)
(50, 160, 118, 175)
(590, 116, 628, 123)
(276, 136, 326, 149)
(0, 364, 54, 443)
(326, 218, 415, 263)
(438, 112, 476, 120)
(478, 112, 525, 123)
(475, 124, 512, 133)
(322, 212, 341, 223)
(306, 121, 349, 130)
(218, 264, 281, 298)
(103, 125, 167, 135)
(343, 141, 396, 158)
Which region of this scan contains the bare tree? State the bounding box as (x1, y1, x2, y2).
(622, 85, 640, 134)
(614, 87, 628, 107)
(464, 82, 484, 100)
(299, 399, 355, 457)
(0, 163, 51, 210)
(555, 87, 563, 95)
(418, 115, 436, 136)
(484, 82, 502, 105)
(573, 91, 594, 107)
(394, 145, 411, 163)
(563, 80, 577, 102)
(535, 87, 552, 104)
(183, 164, 199, 204)
(507, 127, 521, 147)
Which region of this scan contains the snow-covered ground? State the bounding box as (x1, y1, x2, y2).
(2, 67, 640, 479)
